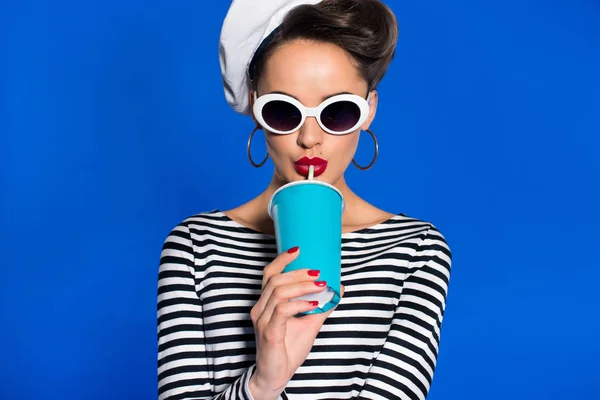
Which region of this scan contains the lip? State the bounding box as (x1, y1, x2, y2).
(294, 156, 328, 178)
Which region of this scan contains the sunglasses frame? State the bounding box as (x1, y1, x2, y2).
(252, 92, 371, 135)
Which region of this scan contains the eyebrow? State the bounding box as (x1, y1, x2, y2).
(322, 91, 353, 101)
(267, 90, 354, 102)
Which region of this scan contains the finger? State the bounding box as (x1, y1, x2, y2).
(262, 246, 301, 290)
(254, 268, 321, 317)
(259, 280, 327, 325)
(300, 284, 346, 325)
(267, 300, 320, 334)
(325, 284, 345, 314)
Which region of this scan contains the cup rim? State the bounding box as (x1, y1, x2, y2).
(268, 180, 345, 219)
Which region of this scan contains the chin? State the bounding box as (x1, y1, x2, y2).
(295, 173, 336, 185)
(277, 169, 338, 186)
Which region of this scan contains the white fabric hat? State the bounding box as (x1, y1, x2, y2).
(219, 0, 322, 115)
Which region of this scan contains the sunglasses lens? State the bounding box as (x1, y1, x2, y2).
(321, 101, 362, 132)
(262, 100, 302, 132)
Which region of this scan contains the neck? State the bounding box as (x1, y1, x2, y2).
(249, 173, 360, 235)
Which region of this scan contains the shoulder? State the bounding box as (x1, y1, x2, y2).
(162, 210, 238, 242)
(180, 209, 231, 231)
(160, 209, 273, 263)
(398, 214, 452, 278)
(384, 213, 452, 268)
(157, 212, 230, 300)
(160, 210, 225, 262)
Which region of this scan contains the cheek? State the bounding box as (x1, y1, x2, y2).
(265, 132, 359, 164)
(335, 133, 360, 159)
(265, 134, 294, 160)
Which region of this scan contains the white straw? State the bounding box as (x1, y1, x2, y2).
(308, 165, 315, 180)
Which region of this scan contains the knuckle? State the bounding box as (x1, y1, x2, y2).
(274, 254, 291, 268)
(263, 326, 279, 343)
(271, 255, 286, 267)
(256, 316, 268, 332)
(262, 282, 276, 297)
(262, 272, 273, 288)
(272, 287, 285, 301)
(269, 273, 285, 287)
(264, 262, 277, 275)
(273, 302, 287, 316)
(261, 280, 271, 293)
(264, 270, 283, 287)
(250, 307, 258, 323)
(294, 269, 307, 280)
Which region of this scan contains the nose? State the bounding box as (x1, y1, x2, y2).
(296, 116, 324, 149)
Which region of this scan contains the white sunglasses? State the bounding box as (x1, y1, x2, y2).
(252, 92, 370, 135)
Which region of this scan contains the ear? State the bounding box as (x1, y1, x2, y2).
(361, 89, 379, 131)
(248, 88, 259, 127)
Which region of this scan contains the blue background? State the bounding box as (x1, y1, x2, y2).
(1, 0, 599, 399)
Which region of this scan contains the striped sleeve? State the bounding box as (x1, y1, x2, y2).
(157, 220, 257, 400)
(357, 226, 452, 400)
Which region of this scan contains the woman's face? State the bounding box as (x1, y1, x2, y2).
(251, 39, 378, 186)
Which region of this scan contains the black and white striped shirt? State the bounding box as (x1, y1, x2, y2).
(157, 210, 452, 400)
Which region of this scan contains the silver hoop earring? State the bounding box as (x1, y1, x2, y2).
(247, 126, 269, 168)
(352, 129, 378, 170)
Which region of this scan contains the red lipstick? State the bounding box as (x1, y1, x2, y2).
(294, 156, 328, 178)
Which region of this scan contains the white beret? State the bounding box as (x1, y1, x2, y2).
(219, 0, 322, 115)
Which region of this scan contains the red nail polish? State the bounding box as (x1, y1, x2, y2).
(307, 270, 320, 276)
(314, 281, 326, 287)
(309, 301, 319, 306)
(287, 246, 299, 254)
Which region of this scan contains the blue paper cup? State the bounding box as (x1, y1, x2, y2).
(268, 180, 345, 314)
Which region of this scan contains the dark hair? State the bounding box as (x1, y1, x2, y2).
(249, 0, 399, 92)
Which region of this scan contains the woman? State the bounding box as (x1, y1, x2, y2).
(157, 0, 452, 399)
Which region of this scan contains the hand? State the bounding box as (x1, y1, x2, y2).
(248, 246, 345, 399)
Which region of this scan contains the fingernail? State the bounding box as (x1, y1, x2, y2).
(309, 301, 319, 306)
(307, 270, 320, 276)
(287, 246, 299, 254)
(314, 281, 326, 287)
